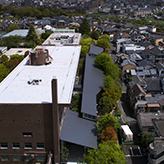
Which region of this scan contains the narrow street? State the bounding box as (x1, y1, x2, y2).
(119, 82, 136, 124)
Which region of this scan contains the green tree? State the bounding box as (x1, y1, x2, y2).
(156, 27, 163, 33)
(41, 30, 53, 40)
(10, 54, 24, 61)
(90, 30, 100, 40)
(97, 38, 110, 52)
(102, 88, 121, 105)
(94, 53, 112, 70)
(70, 93, 82, 112)
(79, 18, 91, 35)
(0, 64, 9, 82)
(96, 113, 120, 132)
(83, 141, 125, 164)
(99, 34, 111, 43)
(104, 61, 120, 79)
(99, 95, 115, 114)
(60, 146, 69, 163)
(26, 26, 40, 45)
(7, 24, 20, 32)
(157, 10, 163, 16)
(0, 55, 9, 63)
(103, 75, 116, 90)
(2, 35, 22, 49)
(80, 37, 95, 56)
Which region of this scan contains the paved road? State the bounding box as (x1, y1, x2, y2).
(119, 82, 136, 124)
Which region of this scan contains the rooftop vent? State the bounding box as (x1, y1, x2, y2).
(28, 79, 42, 85)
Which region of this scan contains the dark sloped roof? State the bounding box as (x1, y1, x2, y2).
(60, 110, 97, 148)
(151, 47, 161, 55)
(89, 45, 104, 56)
(152, 119, 164, 137)
(81, 54, 104, 117)
(137, 60, 154, 68)
(146, 78, 161, 92)
(129, 83, 145, 100)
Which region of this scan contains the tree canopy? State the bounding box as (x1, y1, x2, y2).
(90, 30, 100, 40)
(0, 64, 9, 82)
(26, 26, 39, 42)
(79, 18, 91, 35)
(99, 34, 111, 42)
(0, 55, 8, 63)
(100, 126, 117, 142)
(94, 53, 112, 70)
(7, 24, 20, 32)
(104, 61, 120, 79)
(96, 113, 120, 132)
(96, 34, 111, 52)
(25, 25, 42, 48)
(0, 35, 22, 49)
(80, 37, 95, 56)
(41, 30, 53, 40)
(83, 141, 125, 164)
(99, 95, 115, 114)
(70, 93, 82, 112)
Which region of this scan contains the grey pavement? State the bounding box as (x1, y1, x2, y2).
(119, 82, 136, 124)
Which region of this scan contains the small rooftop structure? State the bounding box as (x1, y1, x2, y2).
(121, 125, 133, 142)
(42, 32, 81, 46)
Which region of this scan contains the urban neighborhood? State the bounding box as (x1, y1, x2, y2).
(0, 0, 164, 164)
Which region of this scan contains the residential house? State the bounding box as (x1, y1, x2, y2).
(146, 94, 161, 112)
(156, 62, 164, 78)
(145, 78, 161, 94)
(137, 113, 164, 133)
(121, 59, 136, 72)
(129, 53, 142, 62)
(129, 83, 147, 116)
(123, 44, 145, 54)
(137, 60, 155, 70)
(150, 35, 163, 46)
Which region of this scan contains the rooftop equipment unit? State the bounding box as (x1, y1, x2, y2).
(29, 46, 51, 65)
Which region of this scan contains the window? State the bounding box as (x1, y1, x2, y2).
(12, 143, 20, 149)
(0, 143, 8, 149)
(25, 156, 32, 161)
(37, 156, 45, 161)
(1, 155, 9, 161)
(13, 155, 21, 161)
(24, 143, 32, 149)
(22, 132, 33, 138)
(37, 143, 44, 149)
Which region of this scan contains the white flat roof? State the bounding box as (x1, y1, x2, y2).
(121, 125, 133, 135)
(5, 48, 32, 57)
(0, 46, 81, 104)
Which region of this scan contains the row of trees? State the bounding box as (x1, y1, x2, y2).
(0, 5, 73, 19)
(77, 18, 125, 163)
(0, 54, 25, 82)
